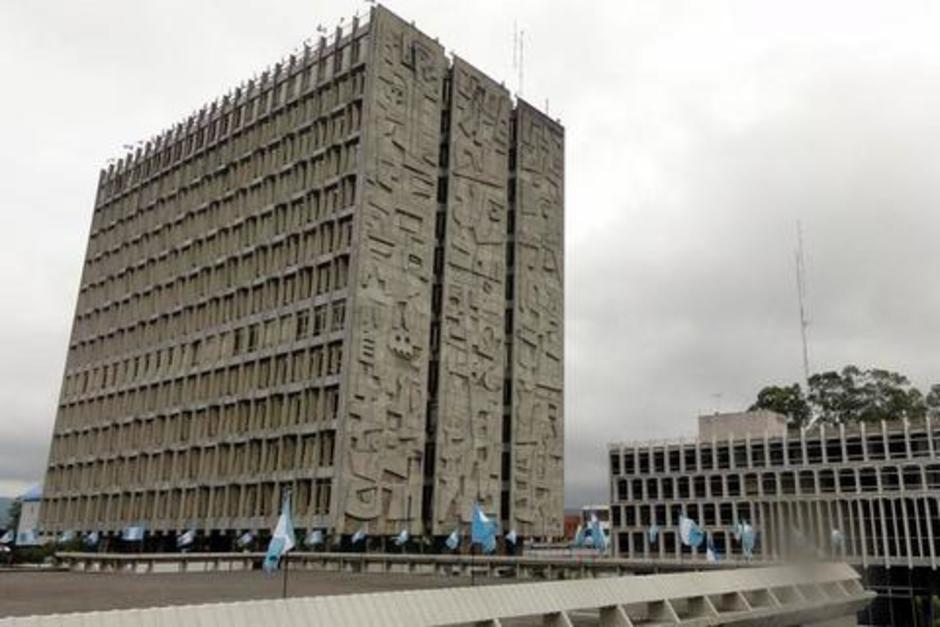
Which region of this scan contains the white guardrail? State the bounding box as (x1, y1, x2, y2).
(1, 562, 873, 626)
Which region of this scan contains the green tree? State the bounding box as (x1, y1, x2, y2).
(753, 366, 932, 426)
(749, 383, 811, 426)
(927, 384, 940, 419)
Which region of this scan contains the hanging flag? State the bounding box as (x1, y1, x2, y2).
(57, 530, 75, 544)
(393, 528, 409, 546)
(831, 528, 845, 550)
(678, 516, 705, 548)
(122, 526, 145, 542)
(589, 514, 608, 553)
(263, 493, 296, 573)
(731, 522, 743, 542)
(16, 530, 40, 546)
(305, 529, 324, 547)
(177, 529, 196, 549)
(505, 529, 518, 545)
(647, 524, 660, 545)
(0, 530, 14, 544)
(706, 534, 720, 562)
(573, 524, 585, 548)
(236, 531, 255, 549)
(741, 523, 756, 558)
(445, 528, 460, 551)
(83, 531, 100, 548)
(351, 525, 367, 545)
(471, 502, 497, 554)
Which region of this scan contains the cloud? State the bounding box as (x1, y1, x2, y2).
(1, 1, 938, 511)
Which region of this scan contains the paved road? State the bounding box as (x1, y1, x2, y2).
(0, 569, 508, 618)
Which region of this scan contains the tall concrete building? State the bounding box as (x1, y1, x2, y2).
(39, 5, 564, 545)
(609, 411, 940, 625)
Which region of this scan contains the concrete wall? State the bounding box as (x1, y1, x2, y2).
(508, 102, 565, 536)
(698, 410, 788, 440)
(429, 58, 512, 534)
(335, 6, 446, 536)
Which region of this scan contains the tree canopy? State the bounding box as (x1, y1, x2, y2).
(749, 366, 938, 427)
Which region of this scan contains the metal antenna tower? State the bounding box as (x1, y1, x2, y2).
(512, 22, 524, 97)
(795, 220, 811, 387)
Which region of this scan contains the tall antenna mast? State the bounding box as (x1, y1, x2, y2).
(518, 29, 524, 97)
(795, 221, 811, 387)
(512, 23, 524, 97)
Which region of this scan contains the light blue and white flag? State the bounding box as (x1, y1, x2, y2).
(505, 529, 518, 545)
(706, 534, 720, 562)
(305, 529, 324, 547)
(263, 493, 296, 573)
(741, 523, 756, 558)
(393, 528, 409, 546)
(122, 526, 145, 542)
(445, 528, 460, 551)
(351, 525, 367, 545)
(236, 531, 255, 549)
(831, 528, 845, 550)
(648, 523, 660, 544)
(177, 529, 196, 549)
(57, 530, 75, 544)
(16, 530, 40, 546)
(84, 531, 100, 548)
(589, 514, 608, 553)
(0, 530, 14, 544)
(731, 522, 743, 542)
(471, 502, 497, 554)
(573, 524, 585, 547)
(678, 516, 705, 548)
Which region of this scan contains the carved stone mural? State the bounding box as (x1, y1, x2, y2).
(510, 102, 565, 536)
(337, 7, 447, 535)
(431, 59, 511, 533)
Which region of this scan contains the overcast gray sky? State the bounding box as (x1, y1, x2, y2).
(1, 1, 939, 506)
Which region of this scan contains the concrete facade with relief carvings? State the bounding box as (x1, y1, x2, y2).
(39, 5, 563, 543)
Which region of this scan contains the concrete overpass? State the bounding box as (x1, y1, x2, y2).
(1, 561, 872, 626)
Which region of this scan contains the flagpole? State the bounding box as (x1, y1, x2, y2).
(282, 487, 293, 599)
(282, 551, 289, 599)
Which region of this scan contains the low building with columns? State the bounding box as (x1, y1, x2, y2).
(608, 410, 940, 626)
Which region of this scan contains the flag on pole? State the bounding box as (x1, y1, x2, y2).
(122, 526, 145, 542)
(305, 529, 324, 547)
(83, 531, 99, 548)
(393, 528, 409, 546)
(471, 502, 497, 554)
(678, 516, 705, 548)
(505, 529, 518, 545)
(706, 534, 720, 562)
(741, 523, 756, 558)
(648, 524, 660, 544)
(351, 525, 367, 545)
(445, 528, 460, 551)
(263, 493, 296, 573)
(236, 531, 255, 549)
(831, 528, 845, 550)
(589, 514, 608, 553)
(573, 524, 585, 548)
(177, 529, 196, 549)
(0, 530, 14, 544)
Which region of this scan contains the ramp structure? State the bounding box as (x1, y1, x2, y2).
(0, 563, 873, 626)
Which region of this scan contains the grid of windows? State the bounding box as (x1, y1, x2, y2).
(609, 418, 940, 567)
(41, 21, 369, 534)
